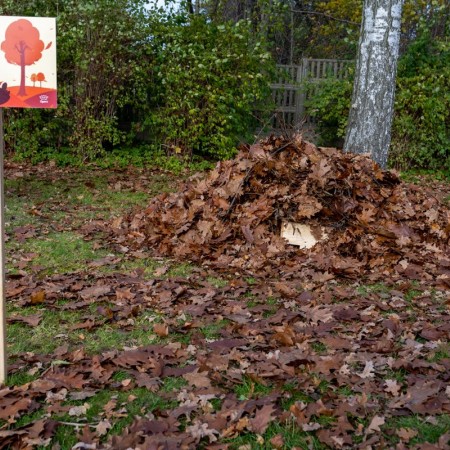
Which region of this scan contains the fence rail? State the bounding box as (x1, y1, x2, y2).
(270, 58, 353, 130)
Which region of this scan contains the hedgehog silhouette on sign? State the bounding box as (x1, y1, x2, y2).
(0, 83, 10, 105)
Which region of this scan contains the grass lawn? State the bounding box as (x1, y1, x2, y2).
(1, 161, 450, 449)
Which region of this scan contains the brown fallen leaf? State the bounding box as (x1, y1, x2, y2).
(30, 290, 46, 305)
(7, 313, 42, 327)
(270, 434, 284, 449)
(384, 379, 401, 396)
(79, 284, 111, 300)
(183, 370, 212, 389)
(68, 403, 90, 417)
(96, 419, 112, 436)
(396, 427, 418, 442)
(250, 404, 276, 434)
(153, 323, 169, 337)
(366, 415, 385, 434)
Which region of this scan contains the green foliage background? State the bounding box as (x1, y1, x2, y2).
(0, 0, 274, 163)
(147, 14, 273, 160)
(0, 0, 447, 169)
(305, 32, 450, 171)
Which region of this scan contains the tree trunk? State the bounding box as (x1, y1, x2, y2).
(343, 0, 403, 168)
(186, 0, 194, 14)
(18, 42, 27, 97)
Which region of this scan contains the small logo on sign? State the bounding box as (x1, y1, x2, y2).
(39, 94, 49, 104)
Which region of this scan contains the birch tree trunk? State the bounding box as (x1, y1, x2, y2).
(344, 0, 403, 168)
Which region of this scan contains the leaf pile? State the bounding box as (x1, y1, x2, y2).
(115, 135, 449, 285)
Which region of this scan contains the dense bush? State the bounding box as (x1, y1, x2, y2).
(2, 0, 152, 160)
(305, 33, 450, 170)
(1, 1, 274, 162)
(147, 14, 274, 160)
(304, 74, 353, 148)
(391, 34, 450, 169)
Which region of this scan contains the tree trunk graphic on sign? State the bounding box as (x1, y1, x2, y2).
(36, 72, 46, 87)
(0, 19, 52, 97)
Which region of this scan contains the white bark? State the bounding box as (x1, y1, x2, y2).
(344, 0, 403, 168)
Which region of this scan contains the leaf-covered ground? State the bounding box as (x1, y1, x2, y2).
(1, 141, 450, 449)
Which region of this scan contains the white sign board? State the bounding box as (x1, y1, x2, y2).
(0, 16, 57, 108)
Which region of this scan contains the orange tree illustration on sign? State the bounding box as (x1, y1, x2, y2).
(36, 72, 46, 87)
(1, 19, 52, 96)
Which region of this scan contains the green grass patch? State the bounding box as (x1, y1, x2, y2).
(6, 308, 160, 357)
(310, 341, 327, 354)
(386, 415, 450, 445)
(15, 387, 178, 449)
(162, 376, 188, 392)
(224, 420, 325, 449)
(356, 283, 391, 296)
(16, 231, 107, 275)
(235, 376, 272, 401)
(200, 320, 230, 340)
(405, 289, 422, 303)
(5, 370, 40, 387)
(206, 276, 228, 288)
(281, 382, 314, 410)
(7, 309, 84, 355)
(427, 344, 450, 363)
(166, 262, 194, 278)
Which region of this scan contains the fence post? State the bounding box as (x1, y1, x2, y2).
(294, 58, 309, 128)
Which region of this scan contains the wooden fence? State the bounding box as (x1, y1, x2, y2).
(270, 58, 353, 130)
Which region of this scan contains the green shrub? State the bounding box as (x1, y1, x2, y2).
(391, 35, 450, 170)
(147, 15, 274, 160)
(304, 34, 450, 170)
(2, 0, 152, 161)
(391, 66, 449, 170)
(304, 74, 353, 147)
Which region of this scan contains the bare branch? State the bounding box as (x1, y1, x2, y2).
(291, 9, 359, 26)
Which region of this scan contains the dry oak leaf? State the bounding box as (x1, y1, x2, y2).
(366, 415, 385, 434)
(250, 404, 276, 434)
(96, 419, 112, 436)
(302, 305, 334, 325)
(30, 290, 46, 305)
(69, 403, 90, 417)
(153, 323, 169, 337)
(270, 434, 284, 449)
(357, 360, 375, 379)
(396, 427, 418, 442)
(384, 379, 401, 396)
(187, 420, 219, 443)
(183, 370, 212, 389)
(79, 284, 111, 300)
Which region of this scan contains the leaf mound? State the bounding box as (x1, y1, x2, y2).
(116, 135, 449, 283)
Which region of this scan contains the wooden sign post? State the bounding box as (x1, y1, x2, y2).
(0, 16, 57, 383)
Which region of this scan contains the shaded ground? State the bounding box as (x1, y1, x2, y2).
(1, 152, 450, 449)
